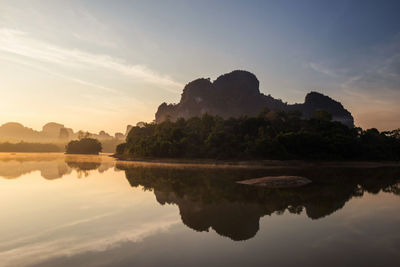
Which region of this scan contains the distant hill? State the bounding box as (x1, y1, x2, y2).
(0, 122, 42, 141)
(0, 122, 73, 143)
(0, 122, 126, 153)
(155, 70, 354, 127)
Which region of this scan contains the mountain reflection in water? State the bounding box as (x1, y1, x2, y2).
(0, 153, 399, 242)
(116, 164, 400, 241)
(0, 154, 113, 179)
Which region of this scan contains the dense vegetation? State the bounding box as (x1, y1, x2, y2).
(0, 142, 62, 152)
(116, 109, 400, 160)
(65, 138, 102, 155)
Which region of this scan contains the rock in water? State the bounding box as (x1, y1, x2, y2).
(236, 176, 312, 188)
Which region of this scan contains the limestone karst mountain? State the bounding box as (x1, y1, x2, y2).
(155, 70, 354, 127)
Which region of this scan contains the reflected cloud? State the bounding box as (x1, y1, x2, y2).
(0, 214, 179, 267)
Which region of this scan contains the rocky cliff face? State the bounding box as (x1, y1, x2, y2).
(155, 70, 354, 127)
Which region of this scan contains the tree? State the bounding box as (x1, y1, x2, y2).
(115, 110, 400, 161)
(66, 138, 102, 155)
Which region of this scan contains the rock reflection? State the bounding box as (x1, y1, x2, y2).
(117, 165, 400, 241)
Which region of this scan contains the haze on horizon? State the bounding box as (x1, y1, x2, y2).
(0, 0, 399, 133)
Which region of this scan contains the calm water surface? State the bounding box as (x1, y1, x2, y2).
(0, 153, 399, 267)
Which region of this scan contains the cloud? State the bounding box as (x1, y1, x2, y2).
(340, 33, 400, 93)
(339, 42, 400, 115)
(307, 33, 400, 96)
(339, 36, 400, 130)
(307, 62, 339, 77)
(0, 28, 183, 91)
(0, 53, 119, 94)
(305, 34, 400, 130)
(342, 53, 400, 94)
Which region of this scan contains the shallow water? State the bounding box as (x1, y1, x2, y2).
(0, 153, 399, 267)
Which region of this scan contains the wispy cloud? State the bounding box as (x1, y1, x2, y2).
(338, 35, 400, 130)
(0, 28, 183, 91)
(341, 53, 400, 94)
(0, 53, 119, 94)
(304, 34, 400, 130)
(307, 62, 339, 77)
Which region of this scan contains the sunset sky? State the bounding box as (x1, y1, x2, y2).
(0, 0, 399, 134)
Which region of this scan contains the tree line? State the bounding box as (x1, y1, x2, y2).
(0, 142, 62, 152)
(116, 109, 400, 160)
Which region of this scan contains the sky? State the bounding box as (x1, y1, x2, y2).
(0, 0, 399, 134)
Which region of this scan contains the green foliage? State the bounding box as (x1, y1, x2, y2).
(116, 143, 126, 155)
(116, 111, 400, 160)
(65, 138, 102, 155)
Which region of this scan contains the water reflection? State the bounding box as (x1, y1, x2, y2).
(0, 154, 399, 242)
(116, 164, 400, 240)
(0, 154, 114, 179)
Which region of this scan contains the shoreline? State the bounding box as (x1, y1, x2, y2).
(0, 152, 399, 169)
(112, 154, 400, 168)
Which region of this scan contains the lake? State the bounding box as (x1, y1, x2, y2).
(0, 153, 399, 267)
